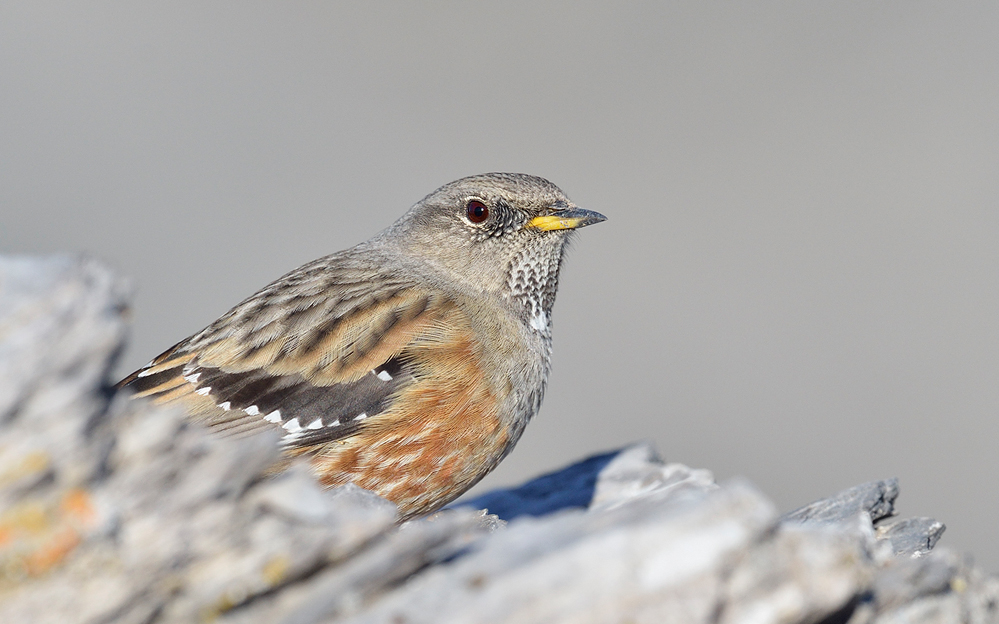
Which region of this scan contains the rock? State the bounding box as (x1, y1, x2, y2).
(588, 440, 717, 511)
(0, 256, 406, 623)
(0, 255, 131, 503)
(1, 254, 998, 624)
(876, 517, 947, 558)
(345, 480, 873, 624)
(450, 441, 716, 520)
(865, 551, 999, 623)
(781, 478, 949, 559)
(782, 478, 900, 525)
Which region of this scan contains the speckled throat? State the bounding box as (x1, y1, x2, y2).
(506, 237, 569, 335)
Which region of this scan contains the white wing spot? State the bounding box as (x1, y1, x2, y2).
(264, 410, 282, 423)
(195, 387, 212, 396)
(353, 413, 368, 422)
(137, 368, 154, 378)
(244, 405, 259, 416)
(376, 370, 393, 381)
(219, 401, 231, 411)
(183, 372, 201, 384)
(283, 418, 302, 433)
(328, 419, 340, 427)
(306, 418, 323, 430)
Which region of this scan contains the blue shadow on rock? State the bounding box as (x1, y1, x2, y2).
(448, 448, 622, 521)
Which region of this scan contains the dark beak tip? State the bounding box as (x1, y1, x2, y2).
(579, 208, 607, 227)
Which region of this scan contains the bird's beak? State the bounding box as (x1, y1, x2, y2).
(527, 208, 607, 231)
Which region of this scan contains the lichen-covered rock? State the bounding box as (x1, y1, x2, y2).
(1, 254, 996, 624)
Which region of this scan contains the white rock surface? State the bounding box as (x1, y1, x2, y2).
(1, 255, 997, 624)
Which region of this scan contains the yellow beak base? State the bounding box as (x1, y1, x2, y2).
(526, 208, 607, 232)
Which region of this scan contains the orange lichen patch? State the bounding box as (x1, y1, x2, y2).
(0, 488, 98, 580)
(23, 526, 81, 576)
(60, 489, 95, 523)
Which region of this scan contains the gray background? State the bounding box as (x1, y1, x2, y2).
(2, 2, 997, 568)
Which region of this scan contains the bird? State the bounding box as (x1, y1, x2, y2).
(117, 173, 605, 519)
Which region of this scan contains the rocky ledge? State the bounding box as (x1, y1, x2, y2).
(1, 255, 996, 624)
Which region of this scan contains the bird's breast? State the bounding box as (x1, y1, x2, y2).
(304, 296, 545, 518)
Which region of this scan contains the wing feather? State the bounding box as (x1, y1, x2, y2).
(117, 251, 463, 447)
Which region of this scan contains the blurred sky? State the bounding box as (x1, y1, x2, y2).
(2, 2, 998, 569)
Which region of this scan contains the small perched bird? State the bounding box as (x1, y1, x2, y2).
(118, 173, 605, 518)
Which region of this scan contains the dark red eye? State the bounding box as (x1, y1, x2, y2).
(466, 200, 489, 223)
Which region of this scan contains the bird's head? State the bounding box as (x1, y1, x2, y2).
(382, 172, 606, 316)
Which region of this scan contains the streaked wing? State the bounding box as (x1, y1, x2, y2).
(117, 250, 451, 447)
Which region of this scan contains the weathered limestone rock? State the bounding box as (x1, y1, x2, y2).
(1, 255, 996, 624)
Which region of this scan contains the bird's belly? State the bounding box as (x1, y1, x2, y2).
(307, 359, 511, 519)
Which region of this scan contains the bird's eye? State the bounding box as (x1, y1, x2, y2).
(466, 200, 489, 224)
